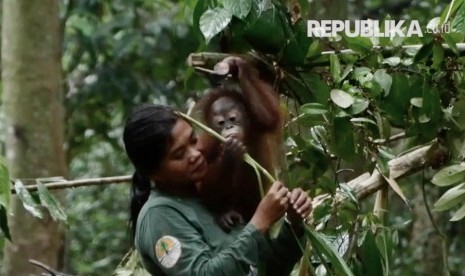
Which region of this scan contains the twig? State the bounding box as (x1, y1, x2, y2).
(11, 175, 132, 194)
(372, 132, 406, 145)
(29, 259, 72, 276)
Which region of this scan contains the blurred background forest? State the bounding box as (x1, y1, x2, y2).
(1, 0, 465, 275)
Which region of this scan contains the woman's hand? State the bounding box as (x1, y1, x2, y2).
(286, 188, 312, 227)
(250, 181, 290, 233)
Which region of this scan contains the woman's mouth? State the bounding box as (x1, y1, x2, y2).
(192, 158, 207, 174)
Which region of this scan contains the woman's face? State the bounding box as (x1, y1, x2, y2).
(152, 119, 208, 185)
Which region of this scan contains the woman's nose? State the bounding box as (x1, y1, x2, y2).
(188, 147, 201, 162)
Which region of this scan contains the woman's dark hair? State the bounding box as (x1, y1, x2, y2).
(123, 104, 177, 239)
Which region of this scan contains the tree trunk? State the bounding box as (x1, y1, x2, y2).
(1, 0, 66, 274)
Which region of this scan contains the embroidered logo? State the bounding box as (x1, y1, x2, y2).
(155, 235, 182, 268)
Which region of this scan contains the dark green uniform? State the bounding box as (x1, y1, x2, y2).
(135, 190, 304, 276)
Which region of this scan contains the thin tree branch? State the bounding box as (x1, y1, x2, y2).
(187, 43, 465, 70)
(11, 175, 132, 194)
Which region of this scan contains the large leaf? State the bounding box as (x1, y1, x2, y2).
(199, 8, 232, 43)
(14, 180, 43, 219)
(330, 89, 354, 108)
(304, 226, 354, 276)
(431, 164, 465, 187)
(37, 181, 67, 221)
(373, 69, 392, 96)
(433, 183, 465, 211)
(0, 158, 10, 209)
(222, 0, 252, 19)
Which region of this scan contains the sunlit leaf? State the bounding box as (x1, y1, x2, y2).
(431, 164, 465, 187)
(410, 98, 423, 107)
(373, 69, 392, 96)
(450, 203, 465, 221)
(14, 180, 43, 219)
(330, 89, 354, 108)
(382, 57, 401, 67)
(222, 0, 252, 19)
(199, 8, 232, 43)
(350, 117, 377, 125)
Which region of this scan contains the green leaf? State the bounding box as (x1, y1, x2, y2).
(344, 36, 373, 53)
(452, 0, 465, 32)
(304, 73, 330, 105)
(304, 226, 354, 276)
(306, 40, 322, 59)
(330, 89, 354, 108)
(199, 8, 232, 43)
(421, 81, 441, 123)
(414, 42, 433, 63)
(433, 183, 465, 211)
(193, 0, 208, 38)
(410, 98, 423, 108)
(0, 158, 10, 209)
(450, 203, 465, 221)
(37, 181, 67, 221)
(353, 67, 372, 85)
(348, 98, 369, 115)
(13, 180, 43, 219)
(300, 103, 328, 115)
(382, 57, 401, 67)
(373, 69, 392, 96)
(0, 206, 11, 241)
(432, 43, 444, 69)
(330, 54, 341, 83)
(222, 0, 252, 19)
(440, 0, 464, 24)
(331, 117, 357, 160)
(350, 117, 377, 126)
(431, 164, 465, 187)
(443, 33, 460, 55)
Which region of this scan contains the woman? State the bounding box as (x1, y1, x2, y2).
(123, 104, 312, 275)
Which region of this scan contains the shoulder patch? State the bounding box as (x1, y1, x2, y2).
(155, 235, 182, 268)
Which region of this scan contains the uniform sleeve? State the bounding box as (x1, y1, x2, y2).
(137, 206, 271, 276)
(264, 221, 306, 275)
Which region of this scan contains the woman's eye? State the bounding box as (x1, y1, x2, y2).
(173, 150, 185, 159)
